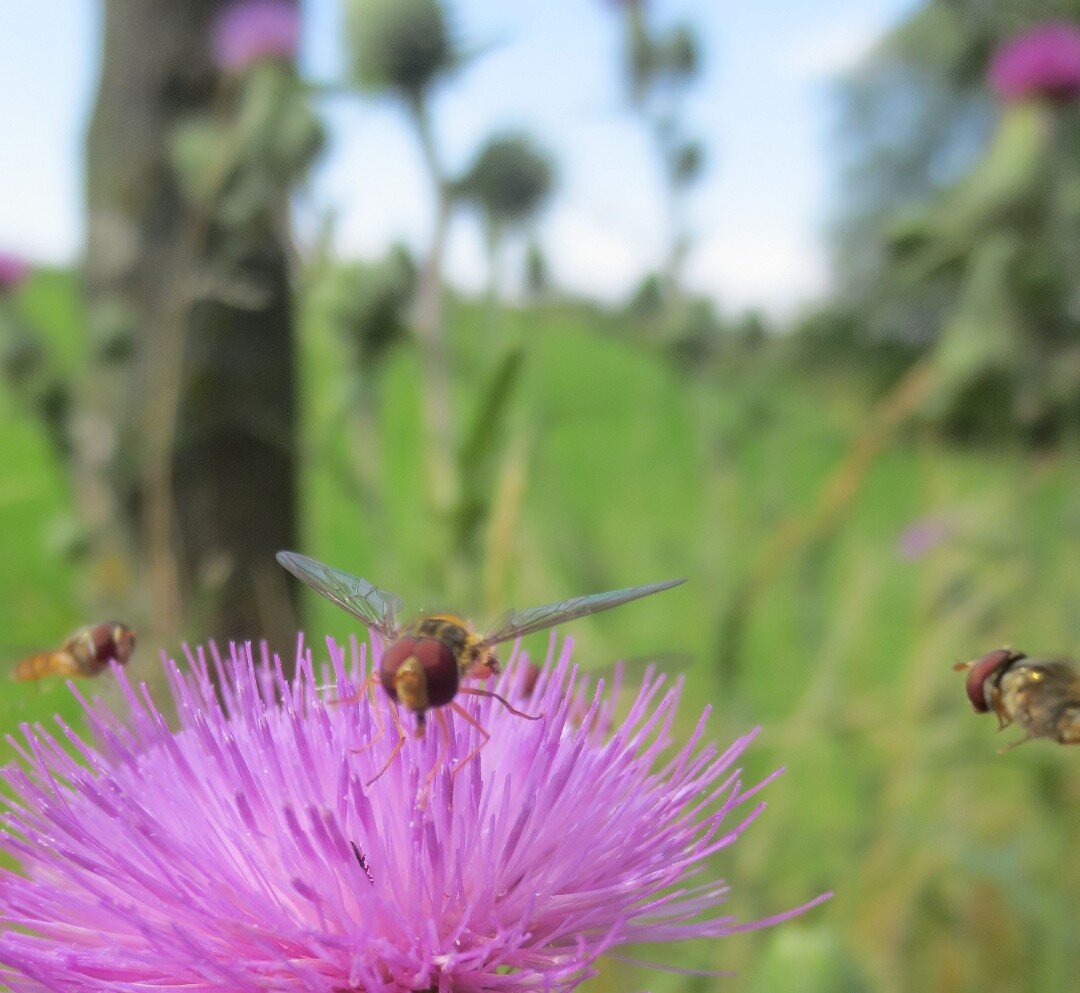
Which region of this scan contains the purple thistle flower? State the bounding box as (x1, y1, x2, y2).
(0, 252, 31, 294)
(988, 21, 1080, 104)
(211, 0, 301, 75)
(896, 515, 951, 562)
(0, 637, 826, 992)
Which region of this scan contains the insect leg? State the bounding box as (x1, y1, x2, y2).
(328, 671, 381, 708)
(998, 734, 1035, 754)
(421, 709, 454, 798)
(458, 686, 543, 721)
(350, 674, 389, 756)
(364, 700, 408, 787)
(449, 701, 492, 781)
(988, 688, 1013, 731)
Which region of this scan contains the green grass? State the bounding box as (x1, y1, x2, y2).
(3, 274, 1080, 992)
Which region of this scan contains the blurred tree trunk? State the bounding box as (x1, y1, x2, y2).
(81, 0, 300, 661)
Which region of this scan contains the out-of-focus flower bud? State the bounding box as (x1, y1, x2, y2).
(347, 0, 457, 98)
(212, 0, 301, 75)
(671, 139, 705, 186)
(988, 21, 1080, 104)
(457, 132, 556, 228)
(664, 24, 700, 81)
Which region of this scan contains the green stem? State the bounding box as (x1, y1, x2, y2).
(406, 93, 458, 557)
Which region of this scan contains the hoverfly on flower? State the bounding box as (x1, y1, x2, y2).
(13, 622, 136, 681)
(277, 551, 684, 780)
(956, 647, 1080, 751)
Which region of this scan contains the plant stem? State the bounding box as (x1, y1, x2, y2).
(406, 94, 458, 540)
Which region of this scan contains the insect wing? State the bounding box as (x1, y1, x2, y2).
(276, 551, 404, 637)
(1029, 658, 1080, 704)
(478, 578, 685, 648)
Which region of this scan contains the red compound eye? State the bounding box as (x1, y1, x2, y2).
(963, 649, 1024, 712)
(380, 637, 459, 708)
(413, 639, 459, 707)
(88, 623, 136, 671)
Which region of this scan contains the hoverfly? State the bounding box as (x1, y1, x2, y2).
(13, 622, 136, 682)
(277, 551, 684, 781)
(955, 648, 1080, 751)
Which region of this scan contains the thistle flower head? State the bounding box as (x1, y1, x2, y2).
(212, 0, 301, 75)
(0, 637, 826, 992)
(988, 21, 1080, 104)
(0, 252, 31, 295)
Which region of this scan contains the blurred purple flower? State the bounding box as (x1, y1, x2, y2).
(0, 637, 826, 992)
(896, 515, 951, 562)
(0, 253, 31, 294)
(988, 22, 1080, 103)
(211, 0, 301, 75)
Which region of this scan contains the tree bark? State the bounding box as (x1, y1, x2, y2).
(82, 0, 300, 661)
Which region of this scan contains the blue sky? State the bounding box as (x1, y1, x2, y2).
(0, 0, 916, 315)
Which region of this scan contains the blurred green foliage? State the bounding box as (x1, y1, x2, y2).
(172, 63, 324, 236)
(323, 245, 417, 369)
(5, 269, 1080, 993)
(523, 240, 550, 299)
(622, 6, 701, 105)
(610, 1, 705, 329)
(833, 1, 1080, 441)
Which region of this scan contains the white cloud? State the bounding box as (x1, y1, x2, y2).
(688, 229, 830, 318)
(544, 207, 651, 303)
(787, 21, 884, 79)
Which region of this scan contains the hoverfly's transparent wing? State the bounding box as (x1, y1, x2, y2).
(1033, 658, 1080, 700)
(276, 551, 404, 637)
(477, 578, 685, 648)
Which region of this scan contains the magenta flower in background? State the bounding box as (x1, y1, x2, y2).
(988, 21, 1080, 103)
(0, 253, 31, 294)
(211, 0, 301, 75)
(0, 637, 826, 992)
(896, 515, 951, 562)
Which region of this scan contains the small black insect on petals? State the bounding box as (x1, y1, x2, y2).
(351, 841, 374, 884)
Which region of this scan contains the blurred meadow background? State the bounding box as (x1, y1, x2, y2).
(4, 0, 1080, 991)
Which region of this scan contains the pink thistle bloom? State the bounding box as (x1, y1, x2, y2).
(211, 0, 301, 75)
(896, 515, 951, 562)
(0, 252, 31, 294)
(988, 21, 1080, 103)
(0, 638, 827, 992)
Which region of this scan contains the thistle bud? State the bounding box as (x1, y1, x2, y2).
(457, 133, 556, 227)
(347, 0, 457, 98)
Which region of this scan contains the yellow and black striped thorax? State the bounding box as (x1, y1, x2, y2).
(402, 614, 472, 650)
(401, 614, 490, 673)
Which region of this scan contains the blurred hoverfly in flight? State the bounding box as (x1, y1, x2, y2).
(277, 550, 684, 780)
(13, 622, 136, 682)
(956, 648, 1080, 751)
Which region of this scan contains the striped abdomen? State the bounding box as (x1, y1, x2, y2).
(14, 651, 79, 682)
